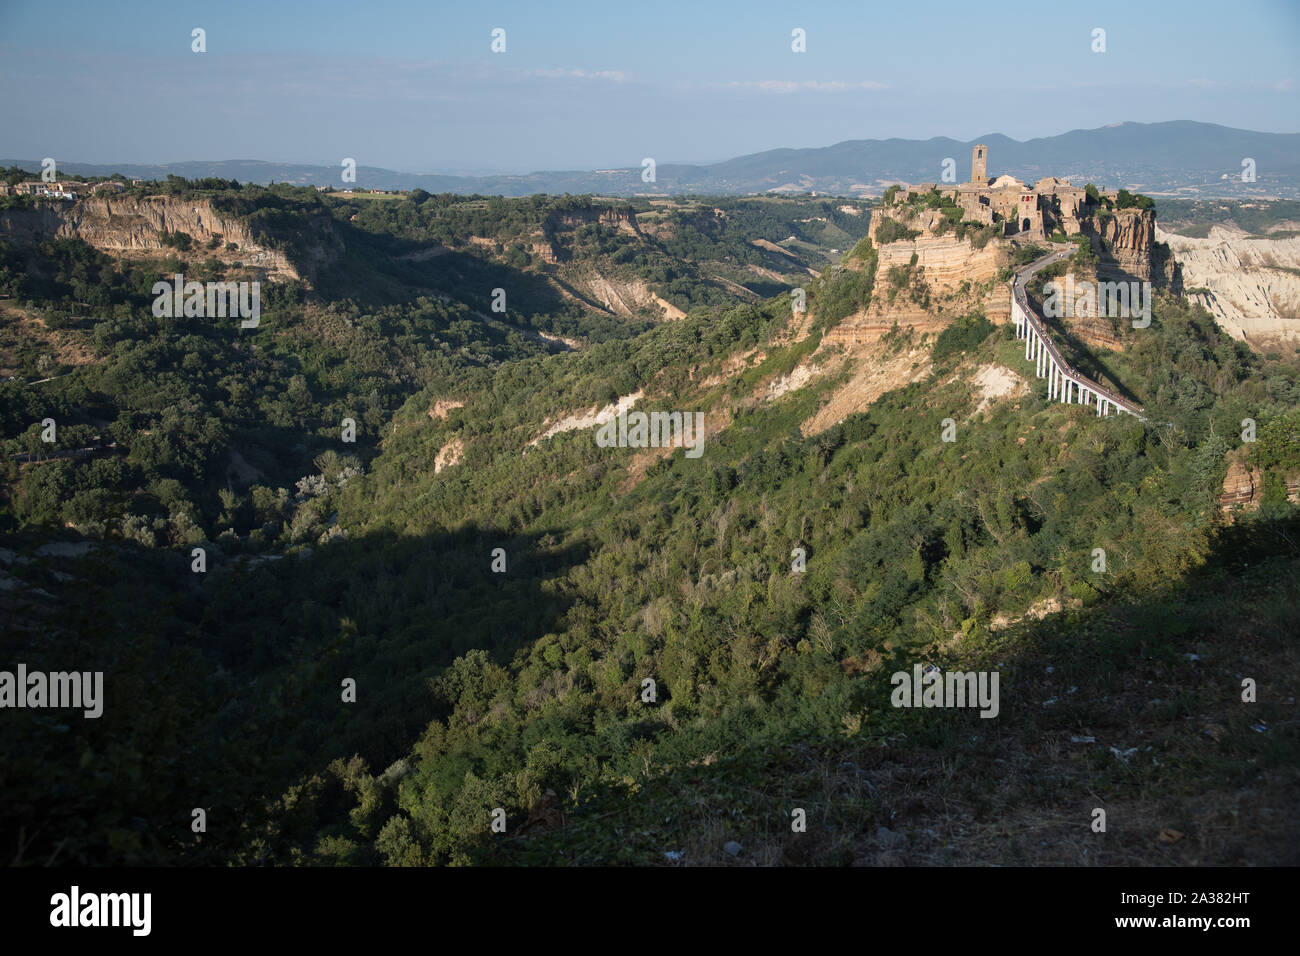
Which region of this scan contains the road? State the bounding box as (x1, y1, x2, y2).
(1011, 246, 1146, 418)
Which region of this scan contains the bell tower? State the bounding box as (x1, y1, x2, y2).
(971, 144, 988, 184)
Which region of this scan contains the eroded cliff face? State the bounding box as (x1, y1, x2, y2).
(1085, 208, 1178, 288)
(558, 272, 684, 319)
(1158, 224, 1300, 347)
(1218, 454, 1300, 516)
(824, 205, 1009, 345)
(0, 197, 341, 284)
(539, 207, 640, 263)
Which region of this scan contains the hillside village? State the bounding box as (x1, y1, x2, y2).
(894, 144, 1123, 240)
(0, 179, 130, 200)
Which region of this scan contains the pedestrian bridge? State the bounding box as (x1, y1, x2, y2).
(1010, 247, 1146, 420)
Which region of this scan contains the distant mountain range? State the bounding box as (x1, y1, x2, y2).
(7, 121, 1298, 199)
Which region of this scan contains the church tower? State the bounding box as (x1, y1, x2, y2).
(970, 144, 988, 185)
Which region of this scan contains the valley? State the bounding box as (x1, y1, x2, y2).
(1, 170, 1298, 871)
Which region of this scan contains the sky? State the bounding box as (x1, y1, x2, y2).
(1, 0, 1296, 174)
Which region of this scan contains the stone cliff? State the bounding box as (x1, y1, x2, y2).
(1158, 224, 1300, 347)
(539, 206, 640, 263)
(0, 196, 343, 285)
(822, 205, 1010, 345)
(1084, 208, 1178, 288)
(820, 199, 1182, 349)
(1218, 453, 1300, 516)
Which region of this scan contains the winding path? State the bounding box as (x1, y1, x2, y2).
(1010, 247, 1146, 420)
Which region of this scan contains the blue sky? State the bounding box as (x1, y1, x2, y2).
(1, 0, 1296, 173)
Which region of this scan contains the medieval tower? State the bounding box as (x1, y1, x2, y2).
(970, 144, 988, 185)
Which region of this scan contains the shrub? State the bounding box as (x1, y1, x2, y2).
(874, 217, 922, 244)
(931, 311, 995, 362)
(847, 236, 874, 261)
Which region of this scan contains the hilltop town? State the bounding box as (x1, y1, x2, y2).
(890, 144, 1130, 240)
(0, 178, 130, 200)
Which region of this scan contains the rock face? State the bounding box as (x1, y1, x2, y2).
(0, 196, 343, 285)
(825, 205, 1009, 344)
(825, 199, 1181, 355)
(541, 206, 640, 263)
(1219, 459, 1264, 512)
(1035, 267, 1134, 352)
(561, 272, 680, 318)
(1086, 208, 1177, 288)
(1158, 225, 1300, 347)
(1218, 455, 1300, 515)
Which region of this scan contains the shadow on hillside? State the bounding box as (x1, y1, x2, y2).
(316, 220, 576, 320)
(0, 520, 585, 866)
(1036, 311, 1146, 406)
(484, 512, 1300, 866)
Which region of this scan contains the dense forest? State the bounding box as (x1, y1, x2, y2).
(1, 183, 1297, 866)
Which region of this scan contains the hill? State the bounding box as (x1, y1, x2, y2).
(5, 121, 1298, 199)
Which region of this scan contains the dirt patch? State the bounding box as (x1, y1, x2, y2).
(750, 239, 802, 261)
(708, 274, 762, 300)
(761, 361, 824, 402)
(428, 399, 466, 421)
(746, 263, 789, 283)
(434, 438, 464, 474)
(692, 351, 766, 389)
(990, 596, 1078, 632)
(651, 294, 686, 321)
(618, 407, 731, 493)
(969, 363, 1029, 417)
(801, 346, 932, 436)
(0, 302, 100, 376)
(532, 390, 644, 445)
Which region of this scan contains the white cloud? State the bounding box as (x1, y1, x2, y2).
(716, 79, 888, 94)
(528, 68, 628, 83)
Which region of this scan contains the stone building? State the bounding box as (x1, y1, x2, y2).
(896, 145, 1094, 240)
